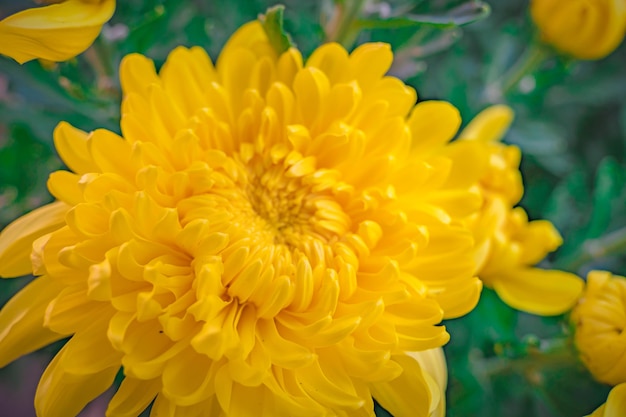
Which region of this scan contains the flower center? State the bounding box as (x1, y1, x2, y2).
(242, 147, 351, 249)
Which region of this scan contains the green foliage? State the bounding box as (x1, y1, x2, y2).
(356, 2, 491, 30)
(0, 0, 624, 416)
(260, 5, 296, 54)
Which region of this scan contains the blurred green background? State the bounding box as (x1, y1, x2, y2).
(0, 0, 625, 416)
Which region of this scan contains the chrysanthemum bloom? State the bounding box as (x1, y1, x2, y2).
(0, 21, 483, 416)
(586, 383, 626, 417)
(530, 0, 626, 60)
(449, 105, 583, 315)
(0, 0, 115, 64)
(573, 270, 626, 385)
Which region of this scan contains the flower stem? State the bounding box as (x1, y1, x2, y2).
(556, 226, 626, 272)
(484, 40, 550, 102)
(84, 37, 116, 94)
(476, 343, 578, 379)
(325, 0, 367, 48)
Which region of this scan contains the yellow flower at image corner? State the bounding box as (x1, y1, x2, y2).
(572, 271, 626, 386)
(530, 0, 626, 60)
(0, 20, 484, 417)
(447, 105, 583, 315)
(586, 383, 626, 417)
(0, 0, 115, 64)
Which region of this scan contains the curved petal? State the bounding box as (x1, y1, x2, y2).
(370, 353, 435, 417)
(0, 276, 67, 367)
(407, 348, 447, 417)
(587, 383, 626, 417)
(408, 101, 462, 155)
(492, 268, 584, 316)
(35, 316, 121, 417)
(106, 376, 160, 417)
(0, 201, 68, 278)
(603, 383, 626, 417)
(53, 121, 94, 175)
(0, 0, 116, 64)
(459, 105, 514, 142)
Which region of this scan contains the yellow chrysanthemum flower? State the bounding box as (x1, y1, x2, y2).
(0, 21, 482, 416)
(530, 0, 626, 60)
(0, 0, 115, 64)
(450, 105, 583, 315)
(586, 383, 626, 417)
(573, 271, 626, 386)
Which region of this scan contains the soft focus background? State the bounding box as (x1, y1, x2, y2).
(0, 1, 625, 416)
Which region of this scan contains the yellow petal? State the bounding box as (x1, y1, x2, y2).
(35, 317, 121, 417)
(492, 268, 584, 315)
(53, 121, 95, 175)
(106, 376, 161, 417)
(217, 20, 275, 66)
(349, 43, 393, 88)
(119, 53, 160, 97)
(306, 42, 350, 85)
(370, 353, 435, 417)
(149, 394, 223, 417)
(47, 171, 85, 206)
(603, 383, 626, 417)
(0, 276, 66, 367)
(0, 0, 116, 64)
(407, 348, 447, 417)
(459, 104, 514, 142)
(408, 101, 461, 155)
(587, 383, 626, 417)
(0, 201, 68, 278)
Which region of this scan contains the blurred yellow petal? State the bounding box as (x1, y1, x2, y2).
(603, 383, 626, 417)
(0, 202, 68, 278)
(587, 383, 626, 417)
(458, 104, 514, 142)
(35, 316, 121, 417)
(492, 268, 583, 316)
(119, 53, 161, 97)
(0, 0, 116, 64)
(0, 276, 67, 367)
(408, 101, 462, 155)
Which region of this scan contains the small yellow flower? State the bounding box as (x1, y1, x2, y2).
(573, 271, 626, 386)
(530, 0, 626, 60)
(0, 21, 482, 416)
(0, 0, 115, 64)
(452, 105, 583, 315)
(586, 382, 626, 417)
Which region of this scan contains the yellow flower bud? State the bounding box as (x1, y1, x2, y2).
(530, 0, 626, 60)
(573, 271, 626, 385)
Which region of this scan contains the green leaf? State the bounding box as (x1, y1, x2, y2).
(356, 1, 491, 30)
(259, 5, 295, 55)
